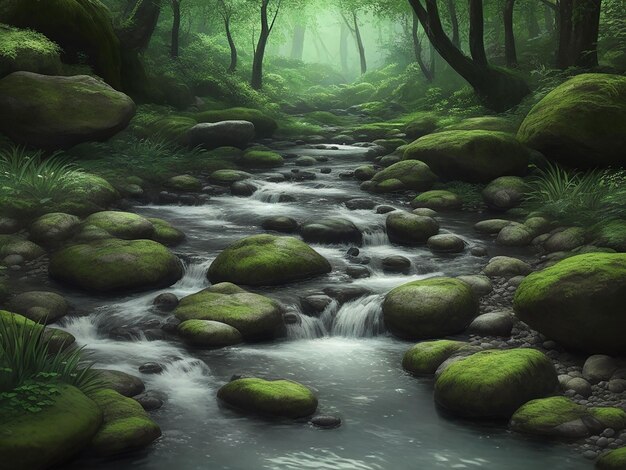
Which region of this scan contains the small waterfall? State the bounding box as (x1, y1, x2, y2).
(286, 296, 385, 339)
(252, 189, 283, 203)
(330, 295, 385, 338)
(362, 229, 388, 246)
(174, 258, 212, 292)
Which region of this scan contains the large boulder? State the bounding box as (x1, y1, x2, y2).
(49, 239, 183, 293)
(217, 378, 318, 418)
(0, 0, 122, 87)
(513, 253, 626, 355)
(301, 217, 362, 245)
(517, 73, 626, 168)
(510, 396, 626, 438)
(368, 160, 437, 193)
(0, 72, 134, 149)
(174, 283, 283, 341)
(386, 212, 439, 246)
(207, 235, 331, 286)
(187, 120, 255, 149)
(8, 291, 69, 324)
(382, 277, 478, 339)
(0, 384, 102, 469)
(88, 389, 161, 456)
(434, 349, 558, 418)
(403, 130, 530, 183)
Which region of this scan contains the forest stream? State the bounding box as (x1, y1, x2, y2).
(47, 143, 588, 470)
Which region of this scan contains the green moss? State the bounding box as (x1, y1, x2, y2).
(303, 111, 348, 126)
(385, 211, 440, 246)
(0, 384, 102, 469)
(177, 319, 243, 347)
(147, 218, 185, 246)
(404, 114, 440, 139)
(167, 174, 202, 191)
(403, 130, 529, 183)
(195, 107, 277, 137)
(590, 407, 626, 430)
(129, 107, 197, 142)
(49, 239, 183, 292)
(597, 447, 626, 470)
(207, 234, 331, 286)
(369, 160, 437, 193)
(210, 169, 252, 185)
(510, 396, 587, 433)
(217, 378, 318, 419)
(383, 277, 477, 339)
(513, 253, 626, 354)
(412, 190, 461, 210)
(29, 212, 81, 244)
(402, 340, 466, 376)
(593, 219, 626, 252)
(0, 234, 44, 260)
(435, 349, 558, 418)
(88, 389, 161, 456)
(351, 122, 400, 140)
(0, 0, 122, 87)
(0, 24, 62, 77)
(517, 73, 626, 168)
(240, 150, 284, 168)
(372, 138, 408, 152)
(175, 283, 282, 340)
(444, 116, 517, 133)
(82, 211, 155, 240)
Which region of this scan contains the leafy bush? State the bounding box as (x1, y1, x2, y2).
(0, 146, 85, 203)
(524, 162, 626, 226)
(0, 314, 100, 413)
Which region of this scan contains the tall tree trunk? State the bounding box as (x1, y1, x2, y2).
(224, 16, 237, 72)
(170, 0, 181, 58)
(570, 0, 601, 67)
(352, 12, 367, 75)
(340, 22, 349, 74)
(408, 0, 529, 111)
(251, 0, 280, 89)
(445, 0, 460, 48)
(468, 0, 488, 66)
(412, 13, 433, 81)
(504, 0, 518, 66)
(290, 23, 306, 60)
(557, 0, 574, 67)
(116, 0, 162, 97)
(429, 41, 436, 80)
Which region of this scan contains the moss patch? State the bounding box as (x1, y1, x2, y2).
(0, 24, 62, 77)
(402, 340, 466, 375)
(369, 160, 437, 193)
(195, 107, 277, 137)
(240, 150, 284, 168)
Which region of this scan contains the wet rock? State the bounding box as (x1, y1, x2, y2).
(382, 256, 411, 273)
(153, 293, 179, 312)
(565, 377, 592, 398)
(456, 275, 492, 297)
(467, 311, 514, 337)
(320, 167, 332, 174)
(583, 355, 619, 384)
(345, 198, 376, 210)
(295, 156, 317, 166)
(412, 208, 438, 218)
(403, 340, 468, 376)
(376, 205, 396, 214)
(0, 217, 20, 234)
(482, 176, 526, 211)
(544, 227, 586, 252)
(134, 391, 166, 411)
(139, 362, 163, 374)
(29, 212, 81, 245)
(283, 312, 300, 325)
(470, 247, 488, 257)
(427, 234, 465, 253)
(310, 415, 342, 429)
(231, 181, 257, 197)
(346, 265, 371, 279)
(484, 256, 532, 278)
(354, 165, 377, 181)
(262, 216, 299, 233)
(161, 316, 181, 333)
(8, 291, 69, 324)
(178, 319, 243, 348)
(412, 190, 462, 211)
(301, 218, 362, 245)
(96, 369, 145, 397)
(323, 286, 371, 304)
(188, 120, 255, 149)
(386, 212, 439, 246)
(474, 219, 511, 234)
(301, 294, 334, 315)
(497, 222, 534, 246)
(168, 174, 202, 192)
(369, 160, 437, 193)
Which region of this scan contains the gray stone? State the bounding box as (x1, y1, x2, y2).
(188, 120, 255, 149)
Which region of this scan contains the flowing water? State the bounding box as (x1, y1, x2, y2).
(56, 144, 587, 469)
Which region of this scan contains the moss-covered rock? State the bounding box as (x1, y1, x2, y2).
(187, 120, 255, 149)
(147, 218, 185, 247)
(178, 319, 243, 347)
(88, 389, 161, 456)
(195, 107, 277, 137)
(484, 256, 532, 278)
(402, 340, 467, 376)
(435, 349, 558, 418)
(0, 384, 102, 469)
(594, 219, 626, 252)
(301, 217, 362, 245)
(0, 0, 122, 87)
(443, 116, 518, 133)
(0, 72, 134, 149)
(240, 150, 284, 168)
(386, 212, 439, 246)
(517, 74, 626, 168)
(403, 130, 529, 183)
(210, 169, 252, 185)
(369, 160, 437, 193)
(474, 219, 511, 234)
(49, 239, 182, 292)
(513, 253, 626, 355)
(411, 190, 462, 210)
(543, 227, 586, 253)
(0, 24, 62, 77)
(404, 114, 440, 139)
(0, 235, 44, 260)
(95, 369, 145, 397)
(29, 212, 81, 245)
(175, 283, 282, 341)
(482, 176, 527, 211)
(597, 447, 626, 470)
(354, 165, 377, 181)
(82, 211, 155, 240)
(217, 378, 318, 418)
(8, 291, 69, 324)
(383, 277, 478, 340)
(167, 174, 202, 192)
(510, 396, 626, 438)
(60, 173, 120, 215)
(496, 222, 534, 246)
(207, 234, 331, 286)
